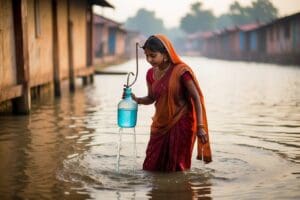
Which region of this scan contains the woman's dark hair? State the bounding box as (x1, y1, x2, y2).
(142, 35, 168, 54)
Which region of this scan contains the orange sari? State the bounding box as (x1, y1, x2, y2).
(143, 34, 212, 171)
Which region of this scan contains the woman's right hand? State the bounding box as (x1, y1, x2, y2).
(121, 88, 139, 103)
(122, 88, 126, 99)
(131, 93, 139, 104)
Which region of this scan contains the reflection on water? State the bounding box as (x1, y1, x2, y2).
(0, 57, 299, 199)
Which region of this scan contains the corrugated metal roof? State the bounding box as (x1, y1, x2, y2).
(187, 31, 216, 39)
(88, 0, 114, 8)
(94, 14, 127, 32)
(239, 23, 261, 31)
(260, 12, 300, 28)
(94, 14, 121, 26)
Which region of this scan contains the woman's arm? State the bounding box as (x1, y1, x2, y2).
(132, 82, 155, 105)
(183, 78, 208, 144)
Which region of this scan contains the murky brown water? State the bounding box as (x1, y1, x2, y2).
(0, 57, 299, 199)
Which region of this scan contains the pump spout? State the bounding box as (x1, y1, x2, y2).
(125, 72, 135, 88)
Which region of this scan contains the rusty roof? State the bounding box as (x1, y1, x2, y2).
(239, 23, 261, 31)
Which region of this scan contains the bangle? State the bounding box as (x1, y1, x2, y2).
(197, 124, 205, 128)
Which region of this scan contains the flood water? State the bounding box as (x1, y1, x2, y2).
(0, 57, 299, 199)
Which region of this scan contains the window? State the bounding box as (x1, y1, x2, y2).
(34, 0, 41, 38)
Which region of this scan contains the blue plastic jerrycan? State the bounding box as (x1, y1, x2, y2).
(117, 87, 138, 128)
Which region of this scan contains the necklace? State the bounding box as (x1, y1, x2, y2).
(155, 63, 171, 80)
(159, 63, 171, 72)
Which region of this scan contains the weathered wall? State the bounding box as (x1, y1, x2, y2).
(57, 0, 69, 79)
(70, 0, 87, 70)
(0, 0, 17, 88)
(102, 26, 109, 56)
(266, 23, 293, 55)
(115, 31, 125, 56)
(27, 0, 53, 87)
(93, 24, 109, 64)
(292, 18, 300, 52)
(94, 24, 104, 58)
(230, 32, 240, 55)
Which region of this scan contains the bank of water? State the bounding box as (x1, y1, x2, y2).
(0, 57, 299, 199)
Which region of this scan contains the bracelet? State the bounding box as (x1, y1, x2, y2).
(197, 124, 205, 128)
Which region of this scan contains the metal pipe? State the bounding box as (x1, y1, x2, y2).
(126, 42, 139, 87)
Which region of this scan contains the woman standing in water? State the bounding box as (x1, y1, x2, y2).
(133, 34, 212, 171)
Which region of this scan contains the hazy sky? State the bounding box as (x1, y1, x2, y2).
(95, 0, 300, 28)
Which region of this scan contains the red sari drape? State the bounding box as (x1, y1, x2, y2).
(142, 34, 212, 172)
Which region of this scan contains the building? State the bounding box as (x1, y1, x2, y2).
(263, 12, 300, 64)
(202, 12, 300, 66)
(0, 0, 114, 114)
(202, 23, 261, 60)
(124, 30, 146, 59)
(93, 15, 127, 65)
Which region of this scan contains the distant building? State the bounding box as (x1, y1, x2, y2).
(263, 12, 300, 64)
(185, 32, 214, 56)
(124, 30, 146, 59)
(202, 23, 261, 60)
(202, 12, 300, 66)
(93, 14, 127, 65)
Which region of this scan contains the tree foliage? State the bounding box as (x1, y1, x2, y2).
(181, 0, 278, 33)
(124, 0, 279, 37)
(180, 2, 215, 33)
(227, 0, 278, 26)
(248, 0, 278, 22)
(124, 8, 166, 37)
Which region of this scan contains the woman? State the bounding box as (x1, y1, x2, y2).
(133, 34, 212, 171)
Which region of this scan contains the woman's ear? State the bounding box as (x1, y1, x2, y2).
(163, 54, 170, 62)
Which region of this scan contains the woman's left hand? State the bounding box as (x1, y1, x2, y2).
(197, 128, 208, 144)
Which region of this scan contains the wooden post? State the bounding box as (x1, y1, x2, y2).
(90, 74, 94, 83)
(82, 76, 88, 85)
(86, 4, 92, 66)
(67, 0, 75, 92)
(12, 0, 31, 114)
(89, 5, 94, 84)
(86, 4, 94, 85)
(52, 0, 61, 96)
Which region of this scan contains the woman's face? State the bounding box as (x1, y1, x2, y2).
(144, 48, 167, 68)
